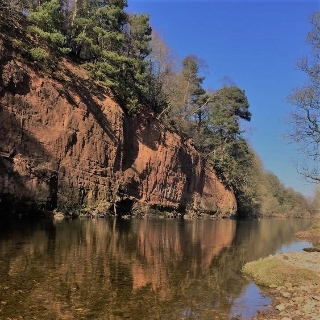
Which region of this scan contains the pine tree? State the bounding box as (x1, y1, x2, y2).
(198, 86, 253, 192)
(27, 0, 69, 53)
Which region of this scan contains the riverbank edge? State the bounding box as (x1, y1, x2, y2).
(0, 198, 238, 220)
(241, 222, 320, 320)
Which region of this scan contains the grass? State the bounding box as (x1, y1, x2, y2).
(295, 222, 320, 244)
(242, 222, 320, 289)
(242, 257, 320, 287)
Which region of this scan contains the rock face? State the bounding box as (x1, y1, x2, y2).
(0, 41, 236, 217)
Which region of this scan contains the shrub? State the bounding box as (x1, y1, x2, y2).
(29, 47, 49, 65)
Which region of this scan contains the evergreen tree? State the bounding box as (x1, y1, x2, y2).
(181, 55, 206, 116)
(68, 0, 153, 113)
(27, 0, 69, 52)
(198, 86, 254, 212)
(127, 13, 152, 59)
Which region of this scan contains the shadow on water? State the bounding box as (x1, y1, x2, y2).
(0, 217, 312, 319)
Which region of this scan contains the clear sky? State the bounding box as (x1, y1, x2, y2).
(127, 0, 320, 197)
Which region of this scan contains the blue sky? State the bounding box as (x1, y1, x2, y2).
(128, 0, 320, 197)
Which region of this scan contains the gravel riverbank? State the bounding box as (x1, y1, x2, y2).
(251, 252, 320, 320)
(242, 222, 320, 320)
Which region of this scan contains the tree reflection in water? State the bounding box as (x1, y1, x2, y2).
(0, 217, 311, 319)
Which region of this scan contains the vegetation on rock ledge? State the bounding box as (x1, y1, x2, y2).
(0, 1, 315, 218)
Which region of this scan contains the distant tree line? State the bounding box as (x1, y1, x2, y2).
(0, 0, 312, 217)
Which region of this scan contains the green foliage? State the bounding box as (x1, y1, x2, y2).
(28, 0, 63, 31)
(128, 13, 152, 59)
(181, 55, 206, 121)
(3, 0, 311, 217)
(195, 86, 254, 207)
(29, 47, 49, 65)
(27, 0, 68, 52)
(251, 167, 311, 218)
(6, 0, 153, 114)
(156, 52, 309, 217)
(212, 86, 251, 121)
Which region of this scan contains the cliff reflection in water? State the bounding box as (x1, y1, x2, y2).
(0, 218, 311, 319)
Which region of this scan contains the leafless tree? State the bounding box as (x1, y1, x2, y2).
(287, 11, 320, 182)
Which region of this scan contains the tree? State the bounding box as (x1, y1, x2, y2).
(27, 0, 68, 52)
(126, 13, 152, 60)
(0, 0, 30, 18)
(144, 31, 176, 113)
(203, 86, 251, 157)
(9, 0, 154, 113)
(180, 55, 206, 116)
(67, 0, 153, 113)
(287, 11, 320, 182)
(194, 85, 255, 215)
(310, 186, 320, 216)
(159, 55, 207, 133)
(122, 12, 152, 108)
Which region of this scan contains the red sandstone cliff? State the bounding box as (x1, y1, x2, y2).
(0, 37, 237, 217)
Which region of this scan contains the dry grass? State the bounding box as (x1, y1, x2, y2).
(242, 257, 320, 287)
(295, 222, 320, 243)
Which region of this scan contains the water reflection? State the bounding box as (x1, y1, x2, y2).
(230, 283, 271, 320)
(0, 217, 311, 319)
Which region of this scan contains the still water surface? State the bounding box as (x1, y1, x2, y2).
(0, 217, 312, 319)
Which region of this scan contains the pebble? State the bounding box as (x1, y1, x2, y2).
(252, 251, 320, 320)
(275, 303, 286, 311)
(281, 292, 291, 298)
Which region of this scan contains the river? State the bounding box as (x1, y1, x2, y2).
(0, 217, 312, 319)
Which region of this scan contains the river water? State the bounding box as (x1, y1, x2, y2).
(0, 217, 312, 319)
